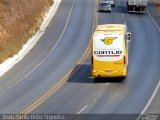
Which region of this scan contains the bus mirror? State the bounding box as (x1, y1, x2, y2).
(125, 32, 131, 42)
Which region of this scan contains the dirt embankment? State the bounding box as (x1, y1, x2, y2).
(153, 0, 160, 9)
(0, 0, 53, 63)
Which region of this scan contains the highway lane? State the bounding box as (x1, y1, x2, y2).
(0, 0, 95, 113)
(142, 0, 160, 114)
(146, 84, 160, 114)
(31, 0, 160, 118)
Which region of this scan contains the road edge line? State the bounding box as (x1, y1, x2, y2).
(136, 80, 160, 120)
(146, 9, 160, 32)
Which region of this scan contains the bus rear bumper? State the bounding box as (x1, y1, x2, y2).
(91, 69, 127, 78)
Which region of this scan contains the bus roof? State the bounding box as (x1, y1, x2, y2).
(95, 24, 126, 34)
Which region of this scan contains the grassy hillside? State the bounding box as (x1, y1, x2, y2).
(0, 0, 53, 63)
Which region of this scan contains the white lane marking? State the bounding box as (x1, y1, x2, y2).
(105, 83, 110, 86)
(77, 105, 89, 114)
(77, 83, 110, 114)
(136, 80, 160, 120)
(0, 0, 76, 97)
(47, 0, 76, 56)
(141, 80, 160, 114)
(147, 9, 160, 32)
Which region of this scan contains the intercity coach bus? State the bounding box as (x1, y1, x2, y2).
(91, 24, 131, 79)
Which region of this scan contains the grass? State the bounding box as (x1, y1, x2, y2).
(0, 0, 53, 63)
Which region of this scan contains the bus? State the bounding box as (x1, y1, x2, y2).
(91, 24, 131, 79)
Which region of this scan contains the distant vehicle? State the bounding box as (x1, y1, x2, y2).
(99, 1, 112, 12)
(91, 24, 131, 79)
(127, 0, 148, 13)
(103, 0, 115, 7)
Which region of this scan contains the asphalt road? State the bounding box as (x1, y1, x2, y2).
(0, 0, 160, 119)
(32, 0, 160, 118)
(0, 0, 95, 113)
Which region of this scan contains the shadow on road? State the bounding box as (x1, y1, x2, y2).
(67, 64, 125, 83)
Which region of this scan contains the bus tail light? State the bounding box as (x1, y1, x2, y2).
(91, 56, 93, 65)
(124, 56, 126, 64)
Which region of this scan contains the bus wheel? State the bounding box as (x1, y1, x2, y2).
(120, 76, 126, 81)
(94, 78, 99, 83)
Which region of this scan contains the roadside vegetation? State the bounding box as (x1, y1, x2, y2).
(0, 0, 53, 63)
(154, 0, 160, 9)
